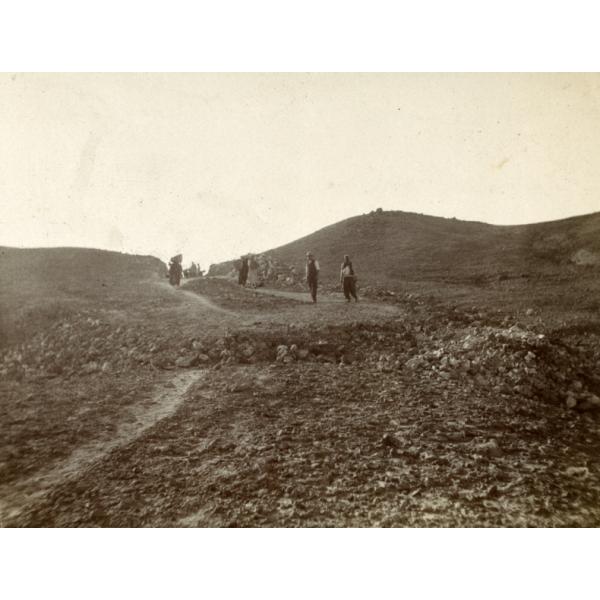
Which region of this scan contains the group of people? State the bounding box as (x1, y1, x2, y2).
(237, 251, 357, 303)
(305, 252, 358, 303)
(184, 262, 204, 279)
(168, 255, 204, 287)
(237, 251, 357, 302)
(173, 250, 357, 303)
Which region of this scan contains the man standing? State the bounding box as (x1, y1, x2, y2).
(306, 252, 320, 303)
(238, 256, 249, 286)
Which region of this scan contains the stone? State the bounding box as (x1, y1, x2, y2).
(240, 344, 255, 358)
(565, 466, 589, 479)
(83, 361, 99, 374)
(587, 394, 600, 407)
(475, 439, 502, 458)
(229, 379, 253, 393)
(377, 360, 393, 373)
(175, 355, 197, 368)
(474, 374, 488, 387)
(405, 356, 425, 370)
(566, 394, 578, 409)
(276, 345, 289, 362)
(382, 433, 401, 448)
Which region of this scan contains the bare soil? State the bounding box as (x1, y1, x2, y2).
(2, 271, 600, 527)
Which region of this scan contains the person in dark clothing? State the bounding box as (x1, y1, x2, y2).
(238, 256, 249, 286)
(340, 254, 358, 302)
(306, 252, 320, 303)
(169, 258, 183, 287)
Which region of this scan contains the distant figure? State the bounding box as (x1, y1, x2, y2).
(185, 262, 199, 278)
(169, 257, 183, 287)
(238, 256, 249, 286)
(305, 252, 320, 303)
(340, 254, 358, 302)
(247, 255, 259, 288)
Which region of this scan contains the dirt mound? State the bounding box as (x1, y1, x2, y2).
(0, 247, 166, 347)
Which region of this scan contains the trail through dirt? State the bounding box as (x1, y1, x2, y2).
(251, 286, 338, 303)
(0, 370, 204, 524)
(153, 280, 239, 316)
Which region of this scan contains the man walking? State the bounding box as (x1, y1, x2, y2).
(169, 254, 183, 287)
(340, 254, 358, 302)
(305, 252, 320, 303)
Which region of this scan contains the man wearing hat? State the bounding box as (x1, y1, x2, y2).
(305, 252, 320, 303)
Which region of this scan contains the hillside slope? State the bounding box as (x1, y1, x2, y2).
(211, 210, 600, 286)
(0, 247, 166, 345)
(270, 210, 600, 283)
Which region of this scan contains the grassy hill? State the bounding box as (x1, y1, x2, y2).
(0, 247, 166, 346)
(264, 210, 600, 285)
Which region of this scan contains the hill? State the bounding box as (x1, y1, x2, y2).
(210, 210, 600, 285)
(0, 246, 166, 346)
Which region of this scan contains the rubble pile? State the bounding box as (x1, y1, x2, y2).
(203, 315, 600, 412)
(209, 254, 303, 288)
(360, 285, 401, 299)
(252, 254, 303, 288)
(0, 316, 209, 380)
(372, 323, 600, 411)
(181, 319, 600, 412)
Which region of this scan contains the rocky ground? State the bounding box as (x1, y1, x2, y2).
(2, 276, 600, 527)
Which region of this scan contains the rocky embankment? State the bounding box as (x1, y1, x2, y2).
(4, 292, 597, 416)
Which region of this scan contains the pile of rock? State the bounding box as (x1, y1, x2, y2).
(208, 254, 303, 288)
(361, 286, 398, 299)
(195, 327, 365, 368)
(0, 315, 216, 380)
(249, 254, 303, 288)
(393, 323, 600, 411)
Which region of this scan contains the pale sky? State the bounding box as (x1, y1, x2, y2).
(1, 73, 599, 268)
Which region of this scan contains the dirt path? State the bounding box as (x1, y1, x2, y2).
(153, 280, 239, 316)
(251, 286, 339, 303)
(0, 370, 204, 525)
(251, 285, 403, 317)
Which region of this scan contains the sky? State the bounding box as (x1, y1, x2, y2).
(1, 72, 600, 268)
